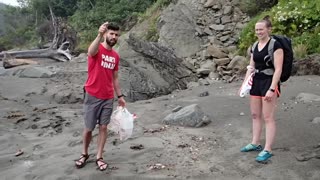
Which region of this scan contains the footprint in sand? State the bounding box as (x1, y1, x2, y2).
(68, 140, 82, 147)
(33, 144, 43, 151)
(295, 144, 320, 162)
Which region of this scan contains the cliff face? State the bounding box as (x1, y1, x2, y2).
(117, 0, 250, 101)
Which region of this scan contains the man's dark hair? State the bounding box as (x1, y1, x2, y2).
(107, 23, 120, 31)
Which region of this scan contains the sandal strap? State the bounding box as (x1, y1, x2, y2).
(96, 158, 108, 168)
(80, 154, 89, 158)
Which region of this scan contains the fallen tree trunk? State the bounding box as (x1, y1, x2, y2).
(0, 42, 72, 62)
(2, 53, 39, 69)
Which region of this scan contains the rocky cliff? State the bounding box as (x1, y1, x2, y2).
(118, 0, 250, 101)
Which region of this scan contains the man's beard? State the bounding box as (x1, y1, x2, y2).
(106, 38, 117, 47)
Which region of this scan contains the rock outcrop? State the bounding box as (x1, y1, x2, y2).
(118, 0, 250, 101)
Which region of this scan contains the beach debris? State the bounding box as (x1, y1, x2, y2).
(130, 144, 144, 150)
(177, 143, 190, 148)
(5, 111, 25, 119)
(198, 91, 209, 97)
(144, 126, 168, 133)
(191, 136, 204, 142)
(172, 106, 183, 112)
(147, 163, 166, 171)
(15, 149, 24, 157)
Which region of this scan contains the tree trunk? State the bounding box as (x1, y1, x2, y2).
(0, 42, 72, 62)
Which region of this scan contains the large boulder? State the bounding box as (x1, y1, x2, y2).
(292, 54, 320, 76)
(163, 104, 211, 127)
(158, 0, 203, 58)
(118, 34, 197, 101)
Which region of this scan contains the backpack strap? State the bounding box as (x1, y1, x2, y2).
(268, 38, 276, 65)
(251, 41, 258, 53)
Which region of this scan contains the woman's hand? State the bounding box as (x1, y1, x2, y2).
(264, 90, 275, 102)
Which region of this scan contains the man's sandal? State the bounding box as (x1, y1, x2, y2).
(96, 157, 108, 171)
(75, 154, 89, 168)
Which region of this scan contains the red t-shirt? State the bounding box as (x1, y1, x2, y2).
(84, 44, 119, 99)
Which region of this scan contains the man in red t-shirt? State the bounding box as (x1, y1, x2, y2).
(75, 22, 126, 171)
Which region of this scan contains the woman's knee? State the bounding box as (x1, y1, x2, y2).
(251, 113, 261, 120)
(263, 113, 275, 123)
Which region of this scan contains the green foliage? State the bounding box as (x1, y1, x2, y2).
(238, 0, 320, 57)
(239, 0, 278, 17)
(293, 27, 320, 54)
(293, 44, 308, 59)
(1, 0, 162, 52)
(0, 4, 37, 50)
(145, 16, 160, 42)
(70, 0, 157, 51)
(138, 0, 172, 21)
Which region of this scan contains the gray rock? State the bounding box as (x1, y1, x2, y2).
(19, 66, 54, 78)
(208, 72, 220, 79)
(209, 24, 225, 31)
(204, 0, 215, 8)
(296, 93, 320, 103)
(197, 68, 211, 75)
(187, 82, 199, 89)
(203, 27, 213, 35)
(207, 45, 228, 58)
(163, 104, 211, 127)
(227, 55, 246, 70)
(212, 4, 222, 10)
(198, 78, 210, 86)
(159, 2, 202, 58)
(219, 35, 229, 42)
(223, 6, 233, 15)
(312, 117, 320, 124)
(72, 53, 87, 62)
(214, 58, 231, 66)
(221, 16, 232, 24)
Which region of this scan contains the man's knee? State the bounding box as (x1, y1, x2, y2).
(99, 124, 108, 131)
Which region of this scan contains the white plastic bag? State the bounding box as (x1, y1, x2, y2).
(238, 72, 254, 97)
(108, 106, 134, 141)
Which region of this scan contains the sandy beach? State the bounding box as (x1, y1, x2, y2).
(0, 59, 320, 180)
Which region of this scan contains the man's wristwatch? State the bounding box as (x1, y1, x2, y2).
(117, 94, 125, 98)
(269, 88, 275, 92)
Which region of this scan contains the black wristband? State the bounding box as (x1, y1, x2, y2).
(117, 94, 124, 98)
(269, 88, 275, 92)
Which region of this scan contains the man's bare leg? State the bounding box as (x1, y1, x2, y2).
(75, 128, 92, 166)
(96, 125, 108, 170)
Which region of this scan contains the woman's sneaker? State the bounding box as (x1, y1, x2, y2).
(240, 144, 263, 152)
(256, 150, 273, 162)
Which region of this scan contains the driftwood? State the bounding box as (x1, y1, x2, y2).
(0, 41, 71, 62)
(0, 4, 72, 62)
(2, 53, 38, 69)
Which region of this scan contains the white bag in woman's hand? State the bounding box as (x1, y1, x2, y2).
(238, 72, 254, 97)
(108, 106, 135, 141)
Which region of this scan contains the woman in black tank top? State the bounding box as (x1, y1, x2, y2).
(240, 16, 284, 163)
